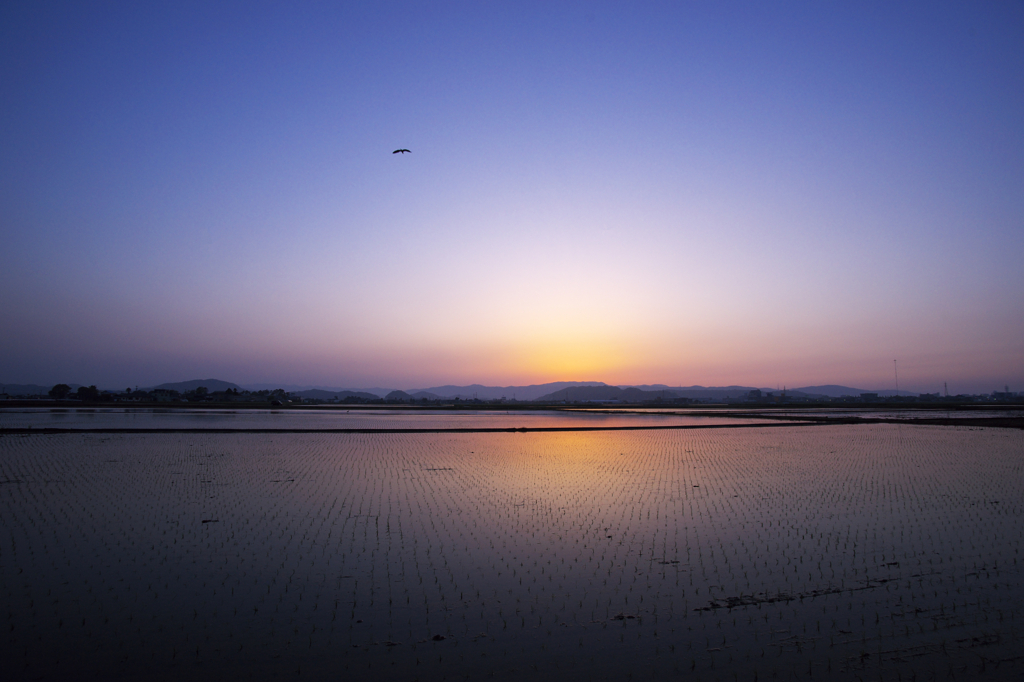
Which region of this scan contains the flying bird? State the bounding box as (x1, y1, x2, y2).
(393, 148, 411, 154)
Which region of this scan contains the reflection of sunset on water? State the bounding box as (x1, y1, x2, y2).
(4, 424, 1022, 679)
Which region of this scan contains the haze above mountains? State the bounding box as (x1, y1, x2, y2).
(2, 379, 914, 400)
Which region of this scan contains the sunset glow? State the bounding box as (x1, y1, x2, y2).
(1, 2, 1021, 393)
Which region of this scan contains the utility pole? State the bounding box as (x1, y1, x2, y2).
(894, 360, 899, 397)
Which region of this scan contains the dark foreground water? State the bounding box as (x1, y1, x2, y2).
(2, 423, 1022, 680)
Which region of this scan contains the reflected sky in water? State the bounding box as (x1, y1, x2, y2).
(2, 424, 1022, 680)
(0, 408, 775, 430)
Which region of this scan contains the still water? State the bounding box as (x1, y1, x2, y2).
(1, 419, 1021, 680)
(0, 407, 773, 430)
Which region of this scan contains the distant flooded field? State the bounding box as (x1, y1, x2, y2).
(0, 407, 775, 430)
(2, 423, 1022, 680)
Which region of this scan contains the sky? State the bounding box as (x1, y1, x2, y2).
(2, 1, 1022, 393)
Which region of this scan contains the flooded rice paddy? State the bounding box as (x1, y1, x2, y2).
(2, 421, 1023, 680)
(0, 408, 774, 431)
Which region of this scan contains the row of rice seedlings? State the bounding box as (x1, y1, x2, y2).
(1, 424, 1022, 680)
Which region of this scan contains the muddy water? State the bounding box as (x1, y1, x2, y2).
(1, 424, 1022, 680)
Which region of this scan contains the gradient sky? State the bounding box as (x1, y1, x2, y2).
(2, 1, 1022, 393)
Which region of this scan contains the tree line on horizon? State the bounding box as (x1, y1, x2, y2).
(45, 384, 291, 403)
(8, 382, 1014, 406)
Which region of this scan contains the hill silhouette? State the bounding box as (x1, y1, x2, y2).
(149, 379, 241, 393)
(292, 389, 380, 400)
(537, 385, 666, 402)
(410, 381, 607, 401)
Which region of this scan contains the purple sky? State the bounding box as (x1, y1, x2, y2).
(2, 2, 1022, 393)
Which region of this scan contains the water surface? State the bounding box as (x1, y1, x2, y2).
(0, 407, 772, 430)
(1, 421, 1021, 680)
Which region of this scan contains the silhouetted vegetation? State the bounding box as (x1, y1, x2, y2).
(75, 385, 100, 401)
(48, 383, 71, 399)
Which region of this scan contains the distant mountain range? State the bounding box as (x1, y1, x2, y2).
(406, 381, 608, 401)
(242, 383, 396, 397)
(612, 384, 897, 400)
(0, 378, 919, 400)
(245, 381, 609, 400)
(149, 379, 241, 393)
(274, 381, 905, 402)
(0, 383, 75, 396)
(792, 385, 903, 398)
(291, 389, 380, 401)
(537, 385, 664, 402)
(236, 381, 897, 401)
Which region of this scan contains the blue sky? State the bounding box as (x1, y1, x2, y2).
(2, 1, 1022, 392)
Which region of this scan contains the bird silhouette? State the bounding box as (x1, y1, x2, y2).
(393, 149, 411, 154)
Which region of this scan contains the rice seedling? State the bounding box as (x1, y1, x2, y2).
(0, 424, 1021, 680)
